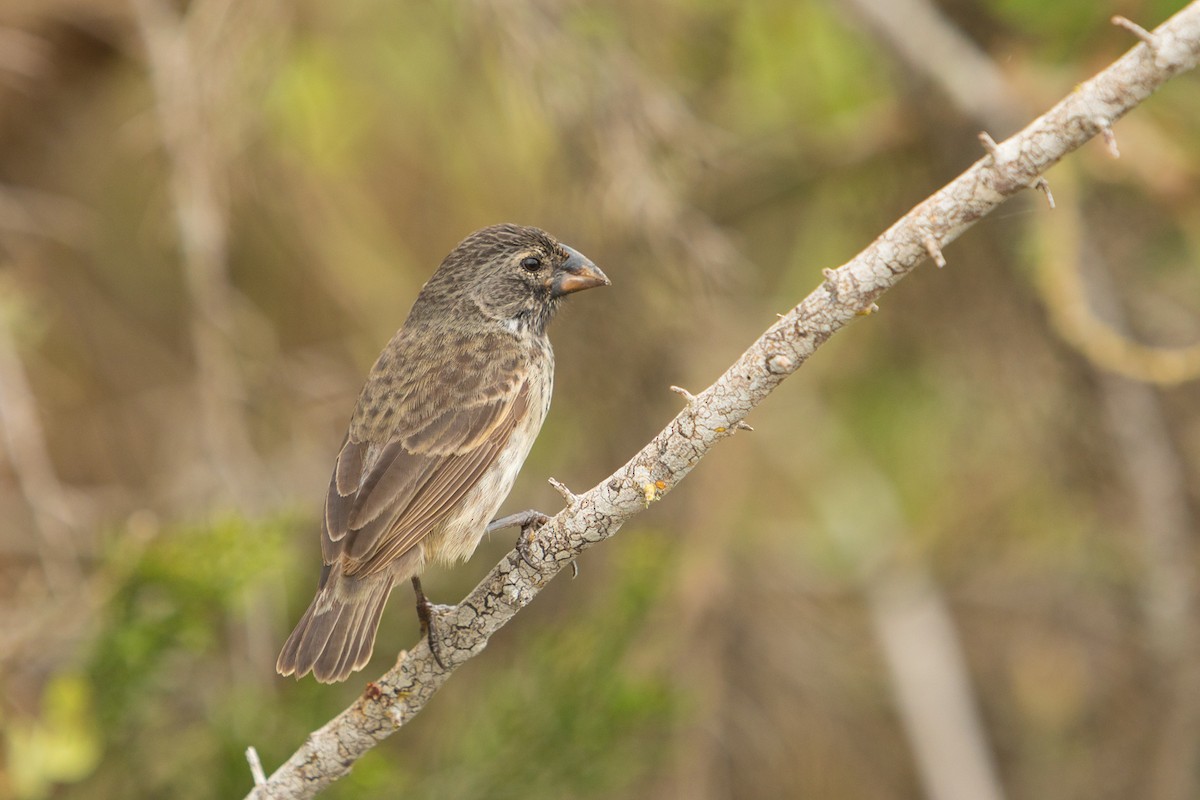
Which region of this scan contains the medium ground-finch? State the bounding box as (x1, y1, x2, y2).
(277, 224, 609, 682)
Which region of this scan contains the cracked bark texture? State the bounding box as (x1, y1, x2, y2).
(246, 4, 1200, 797)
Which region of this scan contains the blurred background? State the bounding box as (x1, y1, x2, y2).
(0, 0, 1198, 797)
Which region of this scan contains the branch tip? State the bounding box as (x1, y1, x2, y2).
(1032, 177, 1056, 208)
(669, 385, 699, 405)
(1112, 15, 1157, 47)
(977, 131, 1001, 159)
(547, 477, 579, 506)
(923, 237, 947, 268)
(246, 746, 266, 787)
(1099, 122, 1121, 158)
(821, 268, 840, 300)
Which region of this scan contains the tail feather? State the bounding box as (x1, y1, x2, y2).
(319, 588, 374, 681)
(277, 569, 395, 683)
(337, 591, 388, 679)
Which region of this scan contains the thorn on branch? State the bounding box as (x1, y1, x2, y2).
(1096, 119, 1120, 158)
(923, 237, 947, 268)
(670, 385, 699, 406)
(1112, 15, 1157, 48)
(977, 131, 1001, 160)
(714, 418, 753, 434)
(570, 560, 579, 579)
(1032, 177, 1056, 208)
(822, 268, 839, 300)
(245, 746, 266, 787)
(548, 477, 579, 507)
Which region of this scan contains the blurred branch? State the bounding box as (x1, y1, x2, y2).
(1034, 177, 1200, 800)
(0, 283, 82, 592)
(0, 184, 92, 246)
(841, 0, 1026, 131)
(868, 566, 1005, 800)
(1038, 215, 1200, 383)
(247, 5, 1200, 797)
(130, 0, 261, 500)
(775, 385, 1008, 800)
(805, 428, 1007, 800)
(0, 25, 51, 88)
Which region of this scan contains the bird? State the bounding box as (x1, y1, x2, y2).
(277, 223, 610, 683)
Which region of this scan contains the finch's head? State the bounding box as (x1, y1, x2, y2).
(419, 224, 609, 335)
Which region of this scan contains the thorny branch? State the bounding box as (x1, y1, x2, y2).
(246, 4, 1200, 797)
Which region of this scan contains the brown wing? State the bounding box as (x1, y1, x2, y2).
(322, 378, 531, 577)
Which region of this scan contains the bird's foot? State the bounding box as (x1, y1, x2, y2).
(411, 576, 447, 670)
(488, 509, 550, 571)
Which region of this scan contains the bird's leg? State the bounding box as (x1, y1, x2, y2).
(411, 576, 446, 670)
(487, 509, 550, 570)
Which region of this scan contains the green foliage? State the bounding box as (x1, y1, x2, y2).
(58, 514, 679, 799)
(725, 2, 890, 134)
(3, 674, 101, 800)
(266, 42, 379, 174)
(89, 515, 293, 726)
(57, 513, 298, 799)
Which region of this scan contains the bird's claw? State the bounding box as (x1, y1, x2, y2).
(488, 509, 550, 571)
(515, 523, 544, 571)
(411, 576, 447, 670)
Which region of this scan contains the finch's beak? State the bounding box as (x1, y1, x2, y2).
(551, 245, 610, 297)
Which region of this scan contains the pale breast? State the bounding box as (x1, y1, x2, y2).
(425, 349, 554, 565)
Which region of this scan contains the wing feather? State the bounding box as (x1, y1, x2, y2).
(321, 377, 532, 576)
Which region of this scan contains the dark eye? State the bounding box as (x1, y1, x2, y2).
(520, 256, 542, 272)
